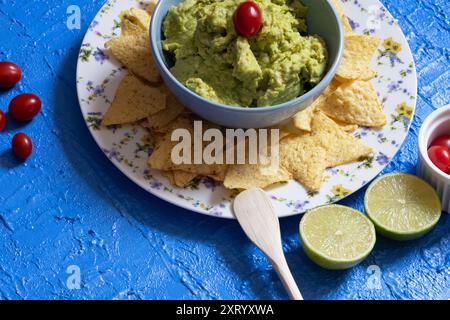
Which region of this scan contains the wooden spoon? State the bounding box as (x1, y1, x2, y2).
(233, 188, 303, 300)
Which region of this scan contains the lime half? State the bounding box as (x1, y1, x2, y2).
(299, 205, 376, 270)
(364, 173, 442, 241)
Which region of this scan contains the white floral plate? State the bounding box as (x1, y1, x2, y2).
(76, 0, 417, 219)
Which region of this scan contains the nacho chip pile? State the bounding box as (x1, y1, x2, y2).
(101, 3, 385, 193)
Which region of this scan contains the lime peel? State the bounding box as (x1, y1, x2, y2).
(364, 172, 441, 241)
(299, 205, 376, 270)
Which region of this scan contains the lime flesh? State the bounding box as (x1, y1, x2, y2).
(299, 205, 376, 270)
(364, 173, 442, 241)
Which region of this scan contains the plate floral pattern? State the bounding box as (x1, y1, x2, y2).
(76, 0, 417, 219)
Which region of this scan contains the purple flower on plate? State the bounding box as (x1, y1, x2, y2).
(388, 81, 400, 92)
(348, 18, 359, 30)
(376, 152, 390, 165)
(202, 177, 217, 191)
(150, 181, 163, 190)
(93, 85, 104, 95)
(294, 200, 310, 211)
(93, 48, 108, 64)
(286, 200, 309, 212)
(377, 11, 386, 21)
(360, 127, 370, 137)
(401, 115, 411, 129)
(209, 208, 223, 217)
(327, 167, 339, 175)
(104, 147, 123, 163)
(89, 20, 99, 31)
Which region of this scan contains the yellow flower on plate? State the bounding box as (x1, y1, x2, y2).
(390, 41, 402, 54)
(396, 102, 413, 119)
(383, 37, 394, 50)
(331, 184, 352, 197)
(141, 134, 153, 146)
(383, 37, 402, 54)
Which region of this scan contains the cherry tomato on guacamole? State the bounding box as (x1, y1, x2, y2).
(0, 61, 22, 89)
(9, 93, 41, 122)
(12, 133, 33, 160)
(234, 1, 263, 38)
(430, 135, 450, 151)
(428, 146, 450, 174)
(0, 110, 6, 131)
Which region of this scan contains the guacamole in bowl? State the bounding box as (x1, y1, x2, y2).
(162, 0, 328, 107)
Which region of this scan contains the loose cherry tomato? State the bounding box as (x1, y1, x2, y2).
(430, 135, 450, 151)
(428, 146, 450, 174)
(234, 1, 263, 38)
(0, 110, 6, 131)
(9, 93, 41, 121)
(12, 133, 33, 160)
(0, 61, 22, 89)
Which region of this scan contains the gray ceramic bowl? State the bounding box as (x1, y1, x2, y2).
(150, 0, 343, 128)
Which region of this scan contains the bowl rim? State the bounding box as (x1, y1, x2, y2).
(418, 104, 450, 181)
(150, 0, 344, 112)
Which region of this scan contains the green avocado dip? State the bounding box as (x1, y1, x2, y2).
(162, 0, 328, 107)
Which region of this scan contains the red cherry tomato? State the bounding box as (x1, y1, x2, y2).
(0, 61, 22, 89)
(430, 135, 450, 151)
(9, 93, 41, 121)
(428, 146, 450, 174)
(12, 133, 33, 160)
(234, 1, 263, 38)
(0, 110, 6, 131)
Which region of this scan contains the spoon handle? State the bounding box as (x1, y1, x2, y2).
(271, 256, 303, 300)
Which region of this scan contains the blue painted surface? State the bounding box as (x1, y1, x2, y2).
(0, 0, 449, 300)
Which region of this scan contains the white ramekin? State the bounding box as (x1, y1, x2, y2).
(417, 105, 450, 213)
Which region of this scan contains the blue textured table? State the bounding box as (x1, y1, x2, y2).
(0, 0, 449, 300)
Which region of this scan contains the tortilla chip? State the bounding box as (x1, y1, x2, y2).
(173, 171, 197, 187)
(208, 173, 226, 182)
(102, 74, 166, 126)
(292, 105, 315, 132)
(145, 85, 188, 133)
(333, 119, 359, 133)
(280, 112, 372, 192)
(106, 18, 160, 83)
(163, 170, 197, 187)
(330, 0, 353, 35)
(145, 0, 158, 15)
(319, 81, 387, 127)
(162, 170, 176, 185)
(341, 15, 353, 35)
(280, 134, 328, 192)
(312, 112, 373, 167)
(148, 116, 228, 179)
(336, 35, 379, 81)
(224, 162, 291, 190)
(292, 80, 340, 132)
(128, 8, 151, 30)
